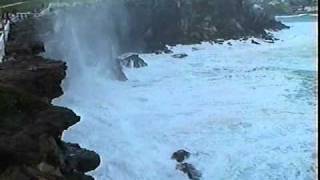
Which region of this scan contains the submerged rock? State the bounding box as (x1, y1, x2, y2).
(118, 53, 148, 68)
(172, 53, 188, 59)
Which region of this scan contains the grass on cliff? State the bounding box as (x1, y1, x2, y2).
(1, 0, 97, 13)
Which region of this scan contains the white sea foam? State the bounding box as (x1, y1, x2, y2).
(53, 20, 317, 180)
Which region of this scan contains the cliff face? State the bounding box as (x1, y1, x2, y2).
(120, 0, 289, 52)
(0, 18, 100, 180)
(44, 0, 289, 53)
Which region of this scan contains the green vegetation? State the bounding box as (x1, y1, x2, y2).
(0, 0, 97, 14)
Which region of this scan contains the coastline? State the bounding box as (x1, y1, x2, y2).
(0, 16, 100, 180)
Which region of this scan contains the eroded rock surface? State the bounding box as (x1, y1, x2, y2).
(0, 18, 100, 180)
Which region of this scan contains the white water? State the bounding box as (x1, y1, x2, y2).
(53, 19, 317, 180)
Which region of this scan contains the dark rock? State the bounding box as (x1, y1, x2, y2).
(62, 143, 101, 173)
(214, 39, 225, 44)
(171, 149, 191, 163)
(164, 49, 174, 54)
(69, 0, 288, 53)
(65, 172, 95, 180)
(0, 57, 67, 101)
(0, 17, 100, 179)
(176, 163, 202, 180)
(118, 53, 148, 68)
(172, 53, 188, 59)
(113, 61, 128, 81)
(5, 41, 45, 57)
(251, 39, 260, 45)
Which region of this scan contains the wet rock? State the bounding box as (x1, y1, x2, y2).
(0, 17, 100, 180)
(62, 143, 101, 173)
(164, 49, 174, 54)
(65, 172, 95, 180)
(176, 163, 202, 180)
(214, 39, 225, 44)
(171, 149, 191, 163)
(251, 40, 260, 45)
(5, 41, 45, 57)
(0, 56, 67, 101)
(118, 53, 148, 68)
(172, 53, 188, 59)
(113, 63, 128, 81)
(37, 162, 62, 176)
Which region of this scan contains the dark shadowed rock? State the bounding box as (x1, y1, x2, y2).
(251, 39, 261, 45)
(0, 17, 100, 180)
(0, 57, 67, 101)
(164, 49, 174, 54)
(176, 163, 202, 180)
(65, 172, 95, 180)
(5, 41, 45, 57)
(172, 53, 188, 59)
(171, 149, 191, 163)
(62, 143, 101, 173)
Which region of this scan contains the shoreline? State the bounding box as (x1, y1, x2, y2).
(0, 16, 100, 180)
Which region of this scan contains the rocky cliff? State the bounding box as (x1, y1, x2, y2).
(0, 18, 100, 180)
(0, 1, 290, 179)
(120, 0, 289, 52)
(45, 0, 289, 53)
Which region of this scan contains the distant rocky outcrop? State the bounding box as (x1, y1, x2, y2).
(0, 18, 100, 180)
(44, 0, 289, 54)
(120, 0, 289, 52)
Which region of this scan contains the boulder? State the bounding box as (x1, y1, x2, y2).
(62, 143, 101, 173)
(251, 39, 261, 45)
(118, 53, 148, 68)
(176, 163, 202, 180)
(171, 149, 191, 163)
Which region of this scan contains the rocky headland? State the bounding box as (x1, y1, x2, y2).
(121, 0, 289, 52)
(0, 18, 100, 180)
